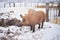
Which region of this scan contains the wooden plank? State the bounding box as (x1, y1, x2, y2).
(36, 5, 60, 9)
(50, 18, 60, 24)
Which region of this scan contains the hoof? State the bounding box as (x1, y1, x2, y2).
(32, 29, 35, 32)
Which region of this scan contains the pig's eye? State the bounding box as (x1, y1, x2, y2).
(23, 18, 25, 21)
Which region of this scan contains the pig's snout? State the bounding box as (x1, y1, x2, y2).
(20, 23, 23, 26)
(17, 22, 23, 27)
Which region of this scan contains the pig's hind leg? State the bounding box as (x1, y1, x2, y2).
(41, 19, 45, 28)
(38, 23, 40, 29)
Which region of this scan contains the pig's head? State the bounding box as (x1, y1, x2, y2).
(20, 14, 29, 26)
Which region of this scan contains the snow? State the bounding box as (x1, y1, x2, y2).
(0, 2, 60, 40)
(0, 22, 60, 40)
(0, 7, 60, 40)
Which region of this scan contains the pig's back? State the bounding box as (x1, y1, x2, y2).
(28, 11, 46, 25)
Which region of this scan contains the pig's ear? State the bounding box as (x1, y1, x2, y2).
(20, 14, 23, 18)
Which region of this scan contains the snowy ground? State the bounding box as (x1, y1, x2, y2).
(0, 7, 60, 40)
(0, 22, 60, 40)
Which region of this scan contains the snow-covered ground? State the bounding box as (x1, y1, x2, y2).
(0, 22, 60, 40)
(0, 2, 60, 40)
(0, 7, 60, 40)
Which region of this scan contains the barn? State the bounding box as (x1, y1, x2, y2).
(0, 0, 60, 40)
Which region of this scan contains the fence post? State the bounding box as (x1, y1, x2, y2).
(58, 3, 60, 16)
(46, 3, 49, 22)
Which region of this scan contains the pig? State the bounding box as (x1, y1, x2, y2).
(20, 9, 46, 32)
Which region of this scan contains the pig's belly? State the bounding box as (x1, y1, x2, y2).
(29, 17, 42, 25)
